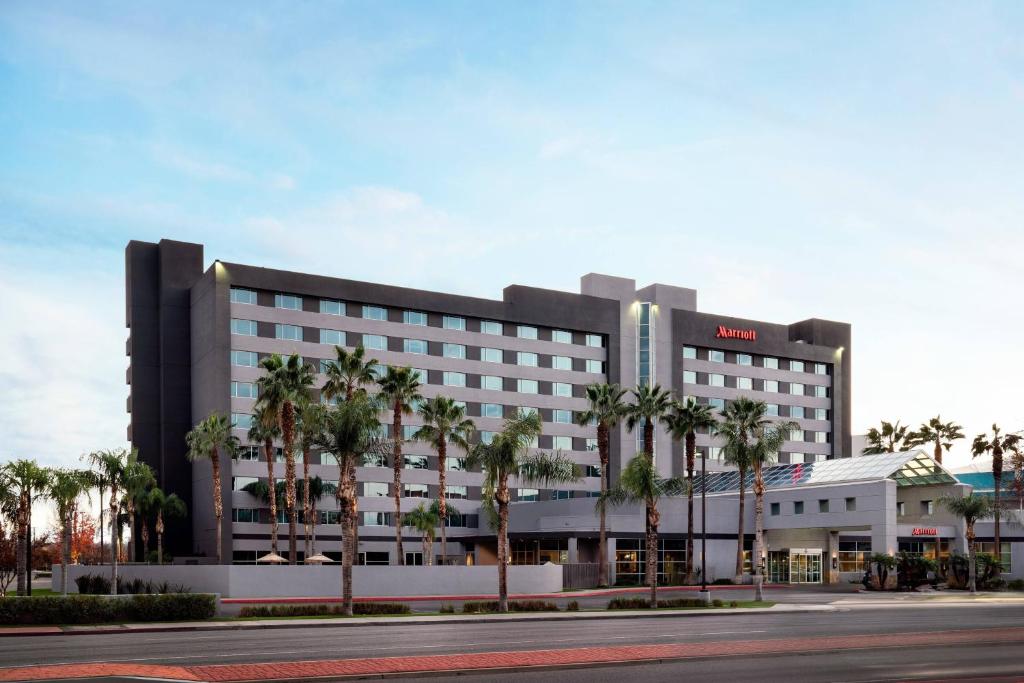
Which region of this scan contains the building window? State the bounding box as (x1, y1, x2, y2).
(789, 428, 805, 442)
(275, 324, 302, 341)
(586, 334, 603, 348)
(476, 347, 500, 363)
(443, 371, 466, 387)
(552, 435, 572, 450)
(845, 497, 856, 512)
(682, 346, 697, 360)
(814, 386, 828, 398)
(517, 488, 539, 502)
(921, 500, 934, 516)
(790, 360, 805, 372)
(708, 446, 723, 460)
(443, 343, 466, 359)
(553, 382, 572, 397)
(231, 413, 253, 430)
(552, 409, 572, 424)
(363, 334, 386, 351)
(737, 377, 752, 390)
(518, 379, 539, 394)
(319, 329, 344, 346)
(231, 381, 257, 399)
(897, 502, 906, 517)
(517, 351, 538, 367)
(791, 406, 805, 419)
(815, 408, 828, 420)
(709, 350, 725, 363)
(482, 375, 502, 390)
(481, 320, 503, 335)
(361, 512, 391, 527)
(275, 293, 302, 310)
(977, 542, 1012, 572)
(320, 299, 345, 315)
(404, 483, 428, 498)
(446, 485, 468, 500)
(439, 315, 464, 331)
(682, 370, 696, 384)
(708, 398, 725, 410)
(230, 288, 257, 305)
(232, 476, 258, 491)
(518, 406, 539, 417)
(637, 302, 653, 388)
(763, 357, 779, 370)
(364, 482, 388, 497)
(552, 330, 572, 344)
(517, 325, 538, 340)
(791, 383, 805, 396)
(737, 353, 752, 366)
(815, 432, 828, 444)
(552, 355, 572, 371)
(770, 502, 780, 516)
(709, 374, 725, 387)
(793, 501, 804, 515)
(814, 363, 827, 375)
(838, 541, 871, 572)
(231, 319, 257, 336)
(231, 508, 258, 523)
(479, 430, 495, 445)
(764, 380, 779, 393)
(586, 438, 598, 451)
(447, 457, 466, 471)
(362, 305, 387, 321)
(766, 404, 779, 416)
(550, 490, 571, 500)
(402, 310, 427, 326)
(231, 350, 258, 367)
(235, 446, 260, 461)
(404, 455, 428, 470)
(403, 339, 428, 354)
(585, 359, 604, 374)
(819, 499, 829, 513)
(482, 403, 503, 418)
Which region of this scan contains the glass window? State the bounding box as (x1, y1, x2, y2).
(447, 458, 466, 472)
(404, 338, 428, 354)
(586, 438, 598, 451)
(814, 385, 828, 398)
(763, 357, 779, 370)
(404, 455, 428, 470)
(231, 413, 253, 430)
(363, 305, 387, 321)
(275, 324, 302, 341)
(815, 408, 828, 420)
(764, 379, 779, 393)
(550, 490, 571, 500)
(443, 343, 466, 359)
(977, 543, 1012, 572)
(897, 501, 906, 517)
(682, 346, 697, 359)
(230, 288, 256, 305)
(921, 500, 934, 515)
(401, 425, 418, 440)
(481, 320, 503, 335)
(231, 319, 257, 336)
(361, 512, 391, 527)
(446, 485, 468, 500)
(845, 497, 856, 512)
(708, 446, 723, 459)
(552, 330, 572, 344)
(481, 403, 503, 418)
(411, 368, 427, 383)
(683, 370, 697, 384)
(482, 375, 503, 390)
(517, 351, 538, 366)
(552, 355, 572, 371)
(819, 499, 829, 513)
(275, 293, 302, 310)
(585, 359, 603, 374)
(479, 430, 495, 445)
(552, 409, 572, 424)
(231, 350, 258, 367)
(770, 502, 780, 516)
(443, 371, 466, 387)
(839, 541, 871, 572)
(232, 476, 258, 491)
(790, 360, 805, 372)
(517, 325, 538, 339)
(553, 382, 572, 397)
(443, 315, 465, 330)
(362, 334, 386, 351)
(402, 311, 426, 326)
(709, 350, 725, 363)
(815, 431, 828, 443)
(517, 488, 539, 502)
(793, 501, 804, 515)
(518, 379, 539, 394)
(791, 383, 805, 396)
(709, 373, 725, 387)
(737, 353, 752, 366)
(708, 397, 725, 409)
(586, 334, 603, 348)
(814, 363, 828, 375)
(791, 406, 805, 419)
(231, 381, 257, 399)
(231, 508, 258, 523)
(320, 359, 337, 375)
(404, 483, 428, 498)
(481, 347, 503, 363)
(235, 445, 260, 461)
(362, 452, 386, 467)
(766, 403, 779, 416)
(320, 299, 345, 315)
(789, 428, 805, 442)
(320, 329, 345, 345)
(518, 406, 539, 417)
(737, 377, 752, 390)
(364, 482, 388, 497)
(552, 435, 572, 450)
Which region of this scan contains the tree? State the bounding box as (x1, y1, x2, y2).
(868, 553, 896, 590)
(905, 416, 964, 466)
(69, 511, 97, 564)
(598, 454, 687, 606)
(466, 412, 579, 612)
(296, 401, 328, 559)
(120, 460, 156, 563)
(248, 403, 281, 555)
(0, 460, 50, 595)
(575, 383, 628, 587)
(297, 476, 336, 557)
(145, 488, 186, 565)
(47, 469, 92, 595)
(0, 472, 18, 596)
(313, 393, 391, 615)
(666, 397, 717, 584)
(970, 425, 1021, 567)
(402, 500, 453, 566)
(862, 421, 910, 454)
(414, 396, 475, 564)
(186, 413, 239, 564)
(377, 366, 423, 565)
(718, 397, 762, 582)
(242, 479, 287, 537)
(941, 494, 994, 594)
(257, 353, 315, 564)
(87, 449, 129, 594)
(625, 384, 674, 459)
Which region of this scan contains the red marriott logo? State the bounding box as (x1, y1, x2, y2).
(715, 325, 757, 341)
(912, 528, 938, 536)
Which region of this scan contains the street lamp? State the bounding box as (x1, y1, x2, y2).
(699, 445, 710, 604)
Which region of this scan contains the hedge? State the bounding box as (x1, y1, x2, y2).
(238, 602, 410, 618)
(607, 596, 724, 610)
(75, 574, 190, 596)
(0, 594, 217, 625)
(461, 600, 559, 613)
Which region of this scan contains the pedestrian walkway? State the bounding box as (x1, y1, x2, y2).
(2, 626, 1022, 681)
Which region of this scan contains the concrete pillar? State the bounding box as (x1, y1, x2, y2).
(870, 480, 899, 589)
(567, 537, 579, 564)
(827, 530, 840, 584)
(608, 537, 617, 584)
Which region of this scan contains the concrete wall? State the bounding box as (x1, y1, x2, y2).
(53, 563, 562, 598)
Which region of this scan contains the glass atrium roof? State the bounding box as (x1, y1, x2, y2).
(695, 450, 957, 494)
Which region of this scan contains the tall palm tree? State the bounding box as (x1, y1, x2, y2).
(403, 500, 454, 566)
(626, 384, 674, 460)
(145, 487, 186, 565)
(248, 404, 281, 555)
(313, 393, 391, 615)
(941, 494, 993, 594)
(862, 420, 910, 454)
(971, 425, 1022, 567)
(598, 454, 687, 606)
(415, 396, 475, 565)
(257, 353, 315, 564)
(377, 366, 423, 565)
(666, 397, 718, 584)
(48, 469, 92, 595)
(88, 449, 130, 593)
(297, 476, 336, 557)
(575, 383, 628, 587)
(0, 460, 50, 596)
(717, 397, 761, 581)
(121, 460, 156, 563)
(185, 413, 239, 564)
(905, 416, 964, 466)
(466, 412, 579, 612)
(242, 479, 287, 535)
(296, 400, 328, 558)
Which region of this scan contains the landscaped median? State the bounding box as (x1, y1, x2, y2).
(0, 594, 217, 625)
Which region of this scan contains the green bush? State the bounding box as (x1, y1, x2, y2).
(461, 600, 559, 613)
(607, 597, 651, 610)
(238, 602, 410, 618)
(729, 600, 739, 607)
(73, 574, 190, 596)
(439, 604, 455, 614)
(711, 578, 734, 586)
(1007, 579, 1024, 592)
(711, 599, 724, 607)
(0, 594, 216, 625)
(566, 600, 579, 611)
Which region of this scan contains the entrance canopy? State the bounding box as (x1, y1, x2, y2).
(696, 450, 957, 494)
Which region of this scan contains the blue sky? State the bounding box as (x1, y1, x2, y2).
(2, 1, 1023, 478)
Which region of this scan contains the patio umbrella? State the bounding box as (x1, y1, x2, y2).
(304, 554, 334, 564)
(256, 552, 286, 564)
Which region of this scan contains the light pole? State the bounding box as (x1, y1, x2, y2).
(698, 446, 710, 604)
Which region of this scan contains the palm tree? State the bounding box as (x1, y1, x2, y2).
(403, 500, 453, 566)
(626, 384, 674, 460)
(257, 353, 315, 564)
(185, 413, 239, 564)
(313, 393, 391, 615)
(296, 400, 328, 558)
(414, 396, 475, 564)
(905, 416, 964, 466)
(377, 366, 423, 565)
(248, 404, 281, 555)
(242, 479, 287, 537)
(145, 488, 187, 565)
(941, 494, 993, 594)
(297, 476, 336, 557)
(718, 397, 762, 582)
(88, 449, 129, 593)
(0, 460, 50, 596)
(862, 421, 910, 454)
(598, 454, 687, 606)
(971, 425, 1022, 567)
(575, 383, 628, 587)
(47, 469, 92, 595)
(466, 412, 579, 612)
(666, 397, 718, 584)
(121, 460, 156, 563)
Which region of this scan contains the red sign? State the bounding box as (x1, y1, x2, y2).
(716, 325, 757, 341)
(912, 528, 938, 536)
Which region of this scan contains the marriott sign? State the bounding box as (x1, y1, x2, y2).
(715, 325, 757, 341)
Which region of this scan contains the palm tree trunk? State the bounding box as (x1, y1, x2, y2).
(597, 422, 609, 587)
(753, 462, 765, 602)
(99, 485, 105, 567)
(438, 438, 448, 565)
(265, 438, 278, 555)
(140, 519, 150, 562)
(303, 446, 312, 560)
(934, 440, 943, 465)
(647, 504, 659, 607)
(423, 533, 431, 566)
(110, 488, 119, 595)
(15, 499, 27, 596)
(282, 401, 298, 565)
(211, 450, 223, 565)
(686, 431, 696, 584)
(341, 463, 356, 616)
(156, 511, 164, 565)
(127, 508, 136, 564)
(993, 447, 1002, 569)
(735, 467, 746, 582)
(967, 525, 977, 595)
(62, 513, 71, 595)
(310, 498, 319, 556)
(25, 491, 32, 597)
(393, 403, 404, 565)
(497, 485, 510, 613)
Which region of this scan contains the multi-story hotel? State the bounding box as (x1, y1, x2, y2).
(125, 238, 853, 571)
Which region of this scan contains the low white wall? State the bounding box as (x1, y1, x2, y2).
(53, 563, 562, 598)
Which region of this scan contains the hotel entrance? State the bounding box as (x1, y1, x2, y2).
(767, 549, 823, 584)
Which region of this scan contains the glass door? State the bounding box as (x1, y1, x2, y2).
(768, 551, 790, 583)
(790, 550, 823, 583)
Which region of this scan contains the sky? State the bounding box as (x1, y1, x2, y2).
(2, 0, 1023, 507)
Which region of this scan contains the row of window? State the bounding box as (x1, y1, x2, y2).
(230, 288, 604, 347)
(684, 347, 829, 375)
(686, 395, 828, 418)
(770, 497, 857, 516)
(698, 447, 827, 464)
(683, 371, 829, 398)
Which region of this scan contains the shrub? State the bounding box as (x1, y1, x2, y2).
(656, 598, 703, 608)
(461, 600, 559, 613)
(439, 604, 455, 614)
(608, 597, 651, 610)
(0, 594, 215, 625)
(711, 599, 724, 607)
(711, 578, 734, 586)
(73, 574, 190, 596)
(237, 602, 410, 618)
(566, 600, 579, 611)
(729, 600, 739, 608)
(1007, 579, 1024, 592)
